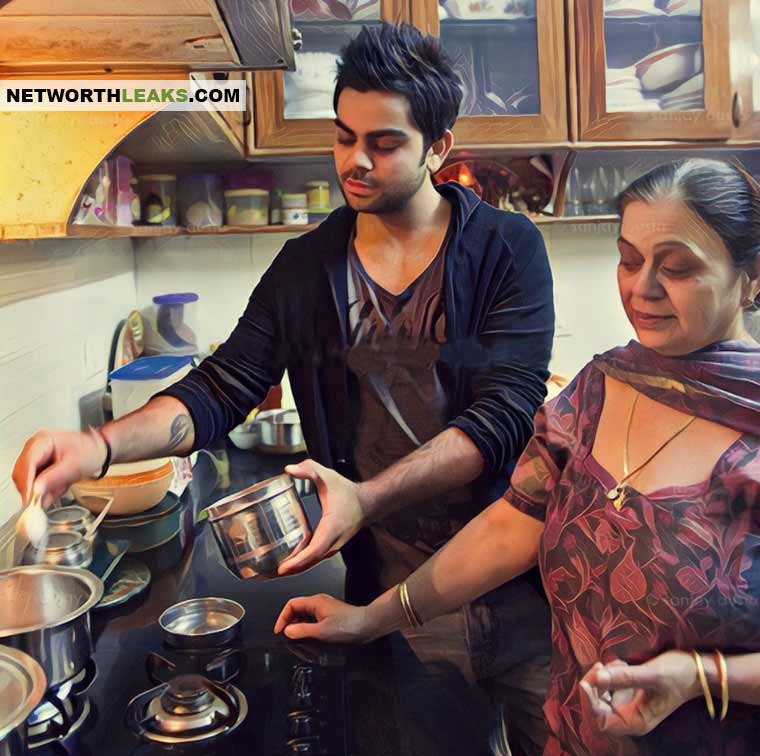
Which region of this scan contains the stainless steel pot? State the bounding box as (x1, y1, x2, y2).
(0, 647, 46, 756)
(205, 474, 311, 580)
(22, 531, 93, 569)
(252, 409, 305, 454)
(0, 566, 104, 689)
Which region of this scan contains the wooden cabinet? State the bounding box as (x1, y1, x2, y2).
(575, 0, 732, 141)
(730, 0, 760, 139)
(250, 0, 408, 152)
(0, 1, 239, 72)
(411, 0, 568, 145)
(0, 0, 294, 74)
(114, 72, 246, 165)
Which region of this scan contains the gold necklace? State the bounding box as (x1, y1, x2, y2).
(606, 392, 698, 510)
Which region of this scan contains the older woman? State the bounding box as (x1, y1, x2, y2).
(275, 158, 760, 755)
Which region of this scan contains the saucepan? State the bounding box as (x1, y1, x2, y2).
(201, 474, 311, 580)
(0, 566, 103, 689)
(228, 409, 306, 455)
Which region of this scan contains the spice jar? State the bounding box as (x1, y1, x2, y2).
(281, 193, 309, 225)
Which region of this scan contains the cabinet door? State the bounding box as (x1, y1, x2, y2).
(731, 0, 760, 139)
(252, 0, 406, 152)
(576, 0, 731, 141)
(412, 0, 567, 144)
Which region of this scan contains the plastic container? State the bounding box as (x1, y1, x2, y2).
(269, 189, 283, 225)
(305, 180, 330, 212)
(281, 193, 308, 225)
(224, 189, 269, 226)
(113, 156, 140, 227)
(178, 174, 223, 227)
(109, 355, 193, 419)
(138, 174, 177, 226)
(142, 292, 199, 357)
(73, 159, 115, 226)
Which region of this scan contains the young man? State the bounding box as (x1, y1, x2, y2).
(14, 23, 554, 755)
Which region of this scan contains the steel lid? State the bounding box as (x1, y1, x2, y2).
(48, 505, 92, 530)
(0, 647, 46, 739)
(0, 566, 104, 636)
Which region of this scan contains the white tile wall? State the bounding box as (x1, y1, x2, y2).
(541, 221, 635, 378)
(0, 237, 135, 526)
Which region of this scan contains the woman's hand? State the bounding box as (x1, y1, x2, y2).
(274, 594, 375, 644)
(580, 651, 700, 737)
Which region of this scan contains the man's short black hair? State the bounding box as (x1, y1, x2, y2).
(333, 22, 462, 149)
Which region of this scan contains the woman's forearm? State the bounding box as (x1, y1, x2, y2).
(702, 652, 760, 706)
(364, 498, 543, 640)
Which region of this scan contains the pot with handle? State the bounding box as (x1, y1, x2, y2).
(0, 566, 103, 689)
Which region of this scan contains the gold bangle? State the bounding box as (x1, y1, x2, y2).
(399, 581, 421, 628)
(715, 650, 729, 722)
(692, 651, 715, 720)
(398, 582, 415, 628)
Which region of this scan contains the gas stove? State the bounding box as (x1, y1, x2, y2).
(28, 659, 97, 752)
(32, 637, 348, 756)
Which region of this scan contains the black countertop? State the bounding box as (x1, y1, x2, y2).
(78, 443, 495, 756)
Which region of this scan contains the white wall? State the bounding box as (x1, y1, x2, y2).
(542, 221, 635, 378)
(0, 237, 135, 525)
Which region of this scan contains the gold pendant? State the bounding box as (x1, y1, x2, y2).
(607, 485, 626, 511)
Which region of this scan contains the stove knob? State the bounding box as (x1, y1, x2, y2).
(291, 665, 314, 687)
(290, 666, 318, 709)
(290, 689, 317, 710)
(287, 712, 320, 738)
(286, 737, 320, 755)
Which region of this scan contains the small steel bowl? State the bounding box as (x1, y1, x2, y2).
(159, 597, 245, 649)
(47, 505, 95, 539)
(23, 531, 93, 569)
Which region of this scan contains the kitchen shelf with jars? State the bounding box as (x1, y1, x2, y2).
(7, 0, 760, 243)
(65, 155, 337, 239)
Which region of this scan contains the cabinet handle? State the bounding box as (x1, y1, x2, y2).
(291, 27, 303, 52)
(732, 92, 744, 129)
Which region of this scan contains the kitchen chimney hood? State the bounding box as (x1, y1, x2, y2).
(0, 0, 295, 73)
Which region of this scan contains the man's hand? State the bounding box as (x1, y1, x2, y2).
(278, 459, 367, 576)
(12, 430, 107, 507)
(579, 651, 700, 737)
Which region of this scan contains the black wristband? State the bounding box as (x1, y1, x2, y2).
(93, 427, 112, 479)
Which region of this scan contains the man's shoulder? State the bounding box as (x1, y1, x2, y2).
(276, 206, 354, 262)
(468, 201, 541, 240)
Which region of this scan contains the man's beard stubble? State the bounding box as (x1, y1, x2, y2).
(339, 166, 428, 216)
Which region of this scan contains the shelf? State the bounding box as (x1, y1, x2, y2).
(440, 17, 536, 25)
(67, 223, 319, 239)
(534, 214, 619, 224)
(64, 216, 620, 241)
(188, 224, 319, 235)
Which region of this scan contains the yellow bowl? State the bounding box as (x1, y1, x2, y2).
(71, 459, 174, 516)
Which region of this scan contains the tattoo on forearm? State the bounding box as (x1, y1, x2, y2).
(167, 415, 193, 452)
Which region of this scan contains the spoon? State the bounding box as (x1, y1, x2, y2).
(83, 496, 114, 540)
(13, 492, 47, 566)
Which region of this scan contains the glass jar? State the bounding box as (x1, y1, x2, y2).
(281, 193, 309, 225)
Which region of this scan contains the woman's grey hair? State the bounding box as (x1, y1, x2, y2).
(616, 158, 760, 317)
